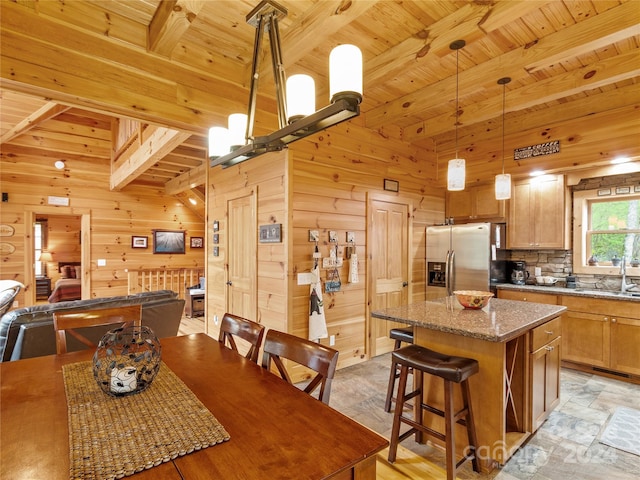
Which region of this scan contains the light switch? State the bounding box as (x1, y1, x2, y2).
(97, 259, 106, 266)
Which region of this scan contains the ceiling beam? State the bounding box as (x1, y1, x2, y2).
(111, 126, 191, 191)
(365, 0, 640, 130)
(165, 163, 206, 195)
(0, 102, 70, 143)
(148, 0, 206, 56)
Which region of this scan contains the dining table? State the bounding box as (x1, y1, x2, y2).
(1, 332, 388, 479)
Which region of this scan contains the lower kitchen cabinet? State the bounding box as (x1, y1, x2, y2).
(497, 290, 557, 305)
(529, 317, 561, 432)
(561, 295, 640, 378)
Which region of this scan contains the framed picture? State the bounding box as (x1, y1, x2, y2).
(131, 236, 148, 249)
(384, 178, 399, 192)
(259, 224, 282, 243)
(153, 230, 186, 254)
(190, 236, 204, 248)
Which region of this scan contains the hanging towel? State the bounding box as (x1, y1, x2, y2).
(349, 253, 359, 283)
(309, 264, 328, 341)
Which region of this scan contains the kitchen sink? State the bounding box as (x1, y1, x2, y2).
(573, 288, 640, 298)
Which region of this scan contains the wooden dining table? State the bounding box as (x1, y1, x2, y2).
(1, 332, 387, 479)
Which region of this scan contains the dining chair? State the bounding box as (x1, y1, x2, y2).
(52, 304, 142, 354)
(218, 313, 265, 363)
(261, 329, 339, 405)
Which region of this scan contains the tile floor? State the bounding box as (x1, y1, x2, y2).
(328, 354, 640, 480)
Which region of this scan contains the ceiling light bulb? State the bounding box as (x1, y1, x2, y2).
(208, 127, 230, 158)
(228, 113, 248, 150)
(54, 160, 65, 169)
(189, 198, 197, 205)
(611, 156, 631, 164)
(329, 44, 363, 104)
(286, 74, 315, 124)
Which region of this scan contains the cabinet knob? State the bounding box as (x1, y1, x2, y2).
(604, 317, 609, 322)
(611, 318, 617, 323)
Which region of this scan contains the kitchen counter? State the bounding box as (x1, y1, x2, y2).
(372, 296, 566, 471)
(496, 283, 640, 302)
(371, 296, 566, 343)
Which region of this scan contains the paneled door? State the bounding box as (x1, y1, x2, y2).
(368, 198, 409, 357)
(227, 192, 257, 321)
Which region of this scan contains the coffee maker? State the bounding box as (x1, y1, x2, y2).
(509, 261, 529, 285)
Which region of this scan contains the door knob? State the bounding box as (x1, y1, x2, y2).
(402, 282, 408, 287)
(226, 281, 232, 286)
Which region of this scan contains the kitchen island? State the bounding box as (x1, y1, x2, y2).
(372, 296, 566, 472)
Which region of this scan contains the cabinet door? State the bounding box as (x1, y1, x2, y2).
(473, 183, 505, 220)
(534, 175, 567, 249)
(610, 316, 640, 376)
(561, 310, 610, 367)
(530, 336, 561, 432)
(446, 189, 473, 220)
(507, 181, 533, 248)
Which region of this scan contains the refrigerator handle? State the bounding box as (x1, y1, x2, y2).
(449, 250, 455, 295)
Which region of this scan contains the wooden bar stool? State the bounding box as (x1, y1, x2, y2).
(388, 344, 480, 480)
(384, 326, 414, 412)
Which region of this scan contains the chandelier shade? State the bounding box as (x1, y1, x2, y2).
(209, 1, 362, 169)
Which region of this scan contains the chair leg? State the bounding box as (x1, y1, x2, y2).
(461, 378, 480, 473)
(443, 379, 456, 480)
(387, 363, 410, 463)
(384, 339, 402, 413)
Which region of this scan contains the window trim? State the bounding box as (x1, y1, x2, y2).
(573, 189, 640, 275)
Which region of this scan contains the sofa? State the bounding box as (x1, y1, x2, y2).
(0, 290, 185, 362)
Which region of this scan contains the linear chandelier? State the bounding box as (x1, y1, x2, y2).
(209, 0, 363, 168)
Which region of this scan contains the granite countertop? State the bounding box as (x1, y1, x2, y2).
(496, 283, 640, 303)
(371, 296, 566, 343)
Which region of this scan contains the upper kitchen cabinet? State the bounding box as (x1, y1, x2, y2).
(446, 183, 506, 224)
(507, 174, 569, 249)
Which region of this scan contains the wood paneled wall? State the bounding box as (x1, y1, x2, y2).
(0, 160, 205, 306)
(207, 120, 444, 375)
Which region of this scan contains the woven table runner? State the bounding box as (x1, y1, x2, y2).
(63, 361, 230, 480)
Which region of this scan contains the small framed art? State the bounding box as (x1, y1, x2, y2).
(131, 236, 148, 249)
(190, 237, 204, 248)
(384, 179, 399, 192)
(153, 230, 186, 254)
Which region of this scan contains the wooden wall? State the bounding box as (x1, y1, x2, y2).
(207, 120, 445, 375)
(0, 157, 205, 307)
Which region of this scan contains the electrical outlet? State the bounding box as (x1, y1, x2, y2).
(97, 259, 106, 266)
(13, 300, 18, 308)
(329, 335, 335, 346)
(213, 315, 219, 325)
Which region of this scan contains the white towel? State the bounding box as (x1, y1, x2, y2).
(308, 265, 328, 341)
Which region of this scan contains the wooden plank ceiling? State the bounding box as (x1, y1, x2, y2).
(1, 0, 638, 196)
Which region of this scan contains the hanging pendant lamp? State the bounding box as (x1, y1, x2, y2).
(447, 40, 466, 191)
(495, 77, 512, 200)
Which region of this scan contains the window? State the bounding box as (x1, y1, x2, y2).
(573, 190, 640, 274)
(34, 220, 47, 277)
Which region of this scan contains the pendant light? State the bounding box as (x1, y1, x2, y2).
(447, 40, 466, 191)
(495, 77, 512, 200)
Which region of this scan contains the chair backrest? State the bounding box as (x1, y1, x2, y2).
(218, 313, 265, 363)
(52, 304, 142, 354)
(261, 329, 339, 405)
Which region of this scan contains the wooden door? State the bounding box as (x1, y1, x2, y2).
(227, 193, 257, 320)
(369, 198, 409, 356)
(610, 316, 640, 376)
(507, 181, 533, 248)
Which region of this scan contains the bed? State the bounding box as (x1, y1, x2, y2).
(48, 262, 82, 303)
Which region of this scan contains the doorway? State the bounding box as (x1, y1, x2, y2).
(226, 191, 257, 321)
(367, 195, 412, 357)
(24, 207, 90, 306)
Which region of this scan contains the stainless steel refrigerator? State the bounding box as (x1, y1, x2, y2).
(426, 223, 507, 299)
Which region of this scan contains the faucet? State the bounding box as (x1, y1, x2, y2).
(620, 256, 637, 293)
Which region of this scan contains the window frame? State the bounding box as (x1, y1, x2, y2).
(573, 189, 640, 275)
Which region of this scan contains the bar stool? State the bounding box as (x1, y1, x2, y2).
(384, 326, 414, 412)
(388, 344, 480, 480)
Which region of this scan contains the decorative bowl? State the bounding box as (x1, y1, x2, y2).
(93, 325, 162, 397)
(453, 290, 494, 309)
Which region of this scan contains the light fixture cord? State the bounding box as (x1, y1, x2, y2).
(455, 48, 459, 159)
(501, 82, 506, 175)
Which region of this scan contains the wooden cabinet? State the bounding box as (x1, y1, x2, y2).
(507, 174, 569, 249)
(529, 317, 561, 431)
(35, 277, 51, 300)
(446, 183, 505, 223)
(560, 295, 640, 378)
(498, 290, 558, 305)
